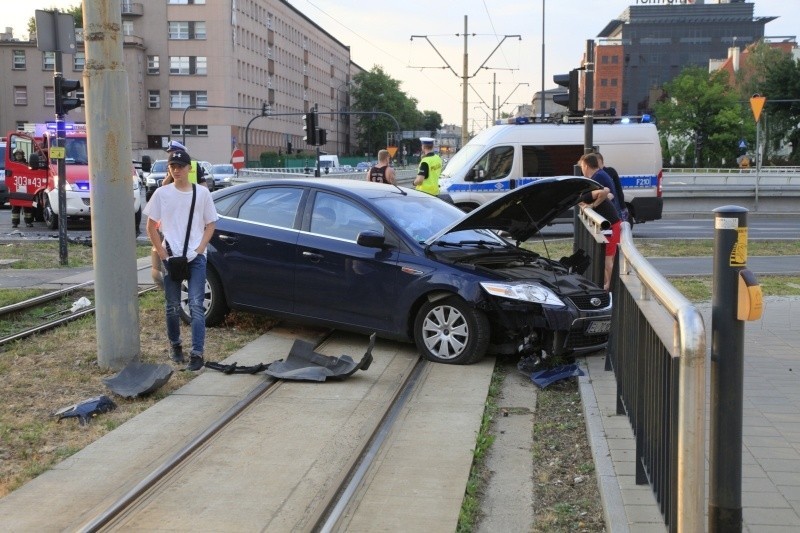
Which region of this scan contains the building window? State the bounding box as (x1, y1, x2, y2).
(44, 86, 55, 107)
(148, 90, 161, 109)
(601, 56, 609, 64)
(168, 0, 206, 4)
(169, 21, 206, 40)
(611, 56, 619, 64)
(122, 20, 134, 36)
(170, 56, 190, 75)
(171, 124, 209, 136)
(73, 52, 85, 71)
(169, 90, 207, 108)
(600, 101, 608, 110)
(600, 78, 608, 87)
(194, 21, 206, 39)
(169, 21, 189, 40)
(610, 78, 618, 87)
(169, 56, 207, 75)
(14, 86, 28, 106)
(12, 50, 26, 70)
(43, 51, 55, 71)
(147, 55, 160, 75)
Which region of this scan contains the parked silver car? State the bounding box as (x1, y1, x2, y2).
(211, 163, 237, 189)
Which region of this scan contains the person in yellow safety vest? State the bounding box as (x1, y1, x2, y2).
(413, 137, 442, 195)
(165, 140, 207, 187)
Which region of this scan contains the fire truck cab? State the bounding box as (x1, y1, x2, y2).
(3, 122, 142, 232)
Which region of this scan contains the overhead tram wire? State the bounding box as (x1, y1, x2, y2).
(301, 0, 459, 109)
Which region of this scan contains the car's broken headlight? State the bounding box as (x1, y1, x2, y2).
(480, 282, 565, 307)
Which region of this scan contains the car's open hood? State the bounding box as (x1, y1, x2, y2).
(429, 176, 601, 243)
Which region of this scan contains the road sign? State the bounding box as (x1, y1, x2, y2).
(750, 95, 766, 122)
(231, 148, 245, 169)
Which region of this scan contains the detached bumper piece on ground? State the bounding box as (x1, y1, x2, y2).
(102, 362, 174, 398)
(205, 333, 376, 382)
(517, 356, 585, 389)
(52, 395, 117, 426)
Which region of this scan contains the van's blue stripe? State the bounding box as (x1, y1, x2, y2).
(446, 175, 656, 193)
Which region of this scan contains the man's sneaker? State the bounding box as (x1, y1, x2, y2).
(25, 223, 34, 228)
(186, 355, 204, 371)
(170, 344, 185, 363)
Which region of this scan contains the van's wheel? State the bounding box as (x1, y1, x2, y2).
(43, 195, 58, 230)
(413, 295, 490, 365)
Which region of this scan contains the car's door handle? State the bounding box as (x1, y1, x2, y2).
(302, 250, 323, 261)
(218, 234, 238, 244)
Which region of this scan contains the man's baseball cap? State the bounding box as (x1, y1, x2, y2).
(420, 137, 435, 145)
(167, 150, 191, 167)
(165, 140, 187, 152)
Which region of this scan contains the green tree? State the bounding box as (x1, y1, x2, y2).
(27, 4, 83, 36)
(421, 110, 443, 134)
(760, 54, 800, 163)
(654, 66, 750, 167)
(350, 66, 425, 157)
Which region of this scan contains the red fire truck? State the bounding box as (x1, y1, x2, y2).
(4, 122, 142, 231)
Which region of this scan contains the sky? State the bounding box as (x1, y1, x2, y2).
(7, 0, 796, 125)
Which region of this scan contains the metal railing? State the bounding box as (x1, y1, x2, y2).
(576, 215, 707, 532)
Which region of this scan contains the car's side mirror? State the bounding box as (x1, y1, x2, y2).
(475, 168, 486, 182)
(141, 155, 152, 173)
(357, 230, 386, 248)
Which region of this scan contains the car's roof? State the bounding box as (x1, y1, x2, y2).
(224, 177, 421, 199)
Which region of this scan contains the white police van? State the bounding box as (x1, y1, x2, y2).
(439, 120, 663, 223)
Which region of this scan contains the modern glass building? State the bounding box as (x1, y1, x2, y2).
(595, 0, 775, 116)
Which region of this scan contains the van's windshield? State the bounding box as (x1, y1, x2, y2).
(441, 144, 484, 177)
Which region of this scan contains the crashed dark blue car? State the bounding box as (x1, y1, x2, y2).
(183, 176, 611, 365)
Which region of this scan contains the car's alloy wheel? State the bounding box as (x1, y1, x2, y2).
(179, 268, 228, 327)
(414, 295, 490, 365)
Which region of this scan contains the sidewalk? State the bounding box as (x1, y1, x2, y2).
(580, 296, 800, 532)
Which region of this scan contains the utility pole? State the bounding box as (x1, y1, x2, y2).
(411, 16, 521, 148)
(84, 0, 141, 370)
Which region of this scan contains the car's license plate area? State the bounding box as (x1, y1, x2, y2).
(586, 320, 611, 334)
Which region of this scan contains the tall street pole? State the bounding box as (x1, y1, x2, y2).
(84, 0, 141, 370)
(462, 15, 469, 148)
(541, 0, 546, 121)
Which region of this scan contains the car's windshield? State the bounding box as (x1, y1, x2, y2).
(151, 160, 168, 172)
(374, 194, 499, 244)
(213, 164, 234, 174)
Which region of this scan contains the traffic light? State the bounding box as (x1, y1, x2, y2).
(318, 129, 327, 146)
(303, 111, 318, 145)
(261, 102, 268, 116)
(287, 141, 293, 154)
(55, 76, 82, 116)
(553, 68, 580, 114)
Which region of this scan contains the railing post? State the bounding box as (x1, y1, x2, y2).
(708, 205, 748, 533)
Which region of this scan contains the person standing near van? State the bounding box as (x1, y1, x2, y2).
(366, 149, 396, 184)
(579, 153, 621, 292)
(595, 152, 629, 222)
(414, 137, 442, 195)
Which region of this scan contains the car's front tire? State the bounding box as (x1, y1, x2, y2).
(179, 267, 229, 327)
(43, 195, 58, 230)
(413, 295, 490, 365)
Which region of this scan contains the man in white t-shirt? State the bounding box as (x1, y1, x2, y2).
(144, 149, 219, 371)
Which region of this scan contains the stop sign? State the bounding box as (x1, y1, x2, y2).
(231, 148, 245, 170)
